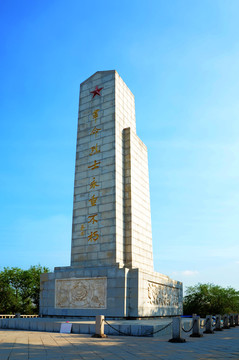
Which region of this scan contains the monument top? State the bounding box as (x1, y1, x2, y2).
(81, 70, 116, 84)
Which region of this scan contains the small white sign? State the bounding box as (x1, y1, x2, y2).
(60, 323, 72, 334)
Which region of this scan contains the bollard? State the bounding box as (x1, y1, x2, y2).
(168, 317, 186, 343)
(190, 315, 203, 337)
(235, 314, 239, 326)
(229, 314, 235, 327)
(203, 315, 214, 334)
(92, 315, 107, 338)
(214, 315, 223, 331)
(223, 315, 230, 329)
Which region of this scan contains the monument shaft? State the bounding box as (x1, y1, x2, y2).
(40, 71, 183, 318)
(72, 71, 153, 272)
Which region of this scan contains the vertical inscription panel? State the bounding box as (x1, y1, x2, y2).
(55, 277, 107, 309)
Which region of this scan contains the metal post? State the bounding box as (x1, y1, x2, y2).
(223, 315, 230, 329)
(203, 315, 214, 334)
(92, 315, 107, 338)
(169, 317, 186, 343)
(229, 314, 235, 327)
(214, 314, 223, 331)
(190, 315, 203, 337)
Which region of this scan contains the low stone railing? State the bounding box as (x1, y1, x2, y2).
(0, 315, 38, 319)
(168, 313, 239, 342)
(92, 313, 239, 339)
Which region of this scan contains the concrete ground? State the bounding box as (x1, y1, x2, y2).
(0, 326, 239, 360)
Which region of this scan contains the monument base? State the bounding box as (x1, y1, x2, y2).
(40, 264, 182, 318)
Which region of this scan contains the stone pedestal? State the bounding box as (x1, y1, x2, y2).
(40, 71, 183, 318)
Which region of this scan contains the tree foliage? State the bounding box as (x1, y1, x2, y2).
(183, 283, 239, 317)
(0, 265, 49, 315)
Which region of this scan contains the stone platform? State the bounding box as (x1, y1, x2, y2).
(40, 265, 182, 318)
(0, 317, 192, 337)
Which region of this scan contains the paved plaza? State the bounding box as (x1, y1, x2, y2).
(0, 326, 239, 360)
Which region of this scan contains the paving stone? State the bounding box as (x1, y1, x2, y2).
(1, 325, 239, 359)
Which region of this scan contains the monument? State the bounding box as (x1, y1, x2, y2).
(40, 71, 183, 318)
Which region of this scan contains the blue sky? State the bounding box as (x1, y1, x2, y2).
(1, 0, 239, 292)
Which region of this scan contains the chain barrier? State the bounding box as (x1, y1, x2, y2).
(102, 315, 235, 337)
(200, 317, 210, 329)
(103, 319, 172, 337)
(145, 321, 172, 336)
(181, 319, 196, 333)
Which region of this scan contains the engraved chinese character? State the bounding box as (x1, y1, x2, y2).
(89, 177, 99, 190)
(88, 160, 101, 170)
(80, 224, 85, 236)
(88, 214, 98, 224)
(93, 109, 100, 122)
(88, 231, 99, 242)
(89, 194, 98, 206)
(89, 144, 100, 156)
(90, 126, 101, 137)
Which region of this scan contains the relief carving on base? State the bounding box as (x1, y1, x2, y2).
(147, 281, 179, 307)
(55, 277, 107, 309)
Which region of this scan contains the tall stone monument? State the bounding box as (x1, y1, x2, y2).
(40, 71, 183, 318)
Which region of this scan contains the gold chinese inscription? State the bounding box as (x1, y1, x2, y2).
(88, 214, 98, 224)
(90, 144, 100, 156)
(90, 126, 101, 137)
(82, 104, 103, 243)
(88, 160, 101, 170)
(90, 177, 99, 190)
(80, 224, 85, 236)
(89, 194, 98, 207)
(88, 231, 99, 242)
(92, 109, 100, 122)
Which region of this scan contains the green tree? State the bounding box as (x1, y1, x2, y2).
(183, 283, 239, 317)
(0, 271, 17, 313)
(0, 265, 49, 315)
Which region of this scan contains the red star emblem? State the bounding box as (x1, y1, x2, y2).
(90, 85, 103, 98)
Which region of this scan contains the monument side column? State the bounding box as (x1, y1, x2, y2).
(114, 73, 136, 267)
(123, 127, 132, 267)
(130, 130, 154, 271)
(123, 127, 154, 271)
(115, 72, 153, 272)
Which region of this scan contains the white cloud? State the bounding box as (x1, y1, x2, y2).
(182, 270, 199, 276)
(172, 270, 199, 277)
